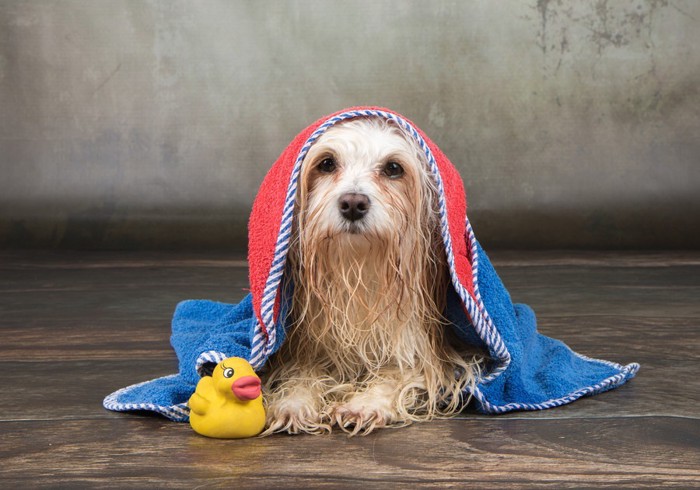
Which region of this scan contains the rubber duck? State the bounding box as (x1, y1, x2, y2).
(188, 357, 266, 438)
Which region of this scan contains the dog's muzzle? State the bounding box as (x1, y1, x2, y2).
(338, 193, 370, 222)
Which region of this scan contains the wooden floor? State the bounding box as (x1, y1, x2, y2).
(1, 250, 698, 488)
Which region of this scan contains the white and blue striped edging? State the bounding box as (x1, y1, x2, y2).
(102, 374, 190, 422)
(248, 109, 513, 376)
(195, 350, 228, 376)
(470, 360, 640, 413)
(103, 351, 236, 421)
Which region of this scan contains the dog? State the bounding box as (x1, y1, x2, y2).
(262, 117, 482, 436)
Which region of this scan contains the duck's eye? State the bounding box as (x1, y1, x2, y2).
(223, 367, 234, 378)
(317, 157, 337, 174)
(383, 161, 404, 179)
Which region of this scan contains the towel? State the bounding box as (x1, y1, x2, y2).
(104, 107, 639, 422)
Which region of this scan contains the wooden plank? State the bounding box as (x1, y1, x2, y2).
(1, 309, 695, 366)
(3, 249, 700, 269)
(0, 360, 179, 421)
(0, 268, 250, 303)
(0, 250, 247, 269)
(0, 417, 697, 488)
(2, 256, 698, 369)
(3, 258, 697, 324)
(538, 316, 700, 362)
(3, 314, 689, 362)
(2, 260, 697, 331)
(496, 265, 700, 319)
(486, 249, 700, 268)
(0, 351, 696, 422)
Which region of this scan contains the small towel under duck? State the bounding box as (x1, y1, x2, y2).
(104, 107, 639, 421)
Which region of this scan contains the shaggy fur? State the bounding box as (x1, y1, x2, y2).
(262, 117, 481, 436)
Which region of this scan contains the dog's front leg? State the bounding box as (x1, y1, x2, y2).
(332, 368, 423, 436)
(263, 367, 332, 435)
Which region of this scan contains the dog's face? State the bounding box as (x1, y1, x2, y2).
(297, 118, 433, 247)
(288, 116, 448, 368)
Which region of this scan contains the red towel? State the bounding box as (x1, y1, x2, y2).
(248, 106, 475, 342)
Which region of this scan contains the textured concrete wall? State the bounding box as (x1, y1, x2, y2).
(1, 0, 698, 250)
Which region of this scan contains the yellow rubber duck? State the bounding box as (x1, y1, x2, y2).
(188, 357, 266, 438)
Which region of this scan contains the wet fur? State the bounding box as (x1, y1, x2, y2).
(263, 118, 481, 436)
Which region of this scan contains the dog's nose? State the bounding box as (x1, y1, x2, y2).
(338, 193, 370, 222)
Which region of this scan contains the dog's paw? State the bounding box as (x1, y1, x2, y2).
(331, 394, 398, 436)
(263, 396, 330, 436)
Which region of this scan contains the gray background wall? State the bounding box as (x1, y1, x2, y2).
(1, 0, 698, 251)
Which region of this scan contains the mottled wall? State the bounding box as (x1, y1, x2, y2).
(1, 0, 698, 250)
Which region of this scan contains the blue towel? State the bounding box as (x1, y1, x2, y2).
(103, 242, 638, 421)
(104, 107, 638, 422)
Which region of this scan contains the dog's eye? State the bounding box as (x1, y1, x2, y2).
(383, 161, 404, 179)
(317, 157, 337, 174)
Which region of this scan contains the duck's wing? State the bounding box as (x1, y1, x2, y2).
(188, 377, 215, 415)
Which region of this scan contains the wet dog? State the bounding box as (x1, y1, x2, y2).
(263, 117, 481, 435)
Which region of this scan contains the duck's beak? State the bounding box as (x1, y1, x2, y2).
(231, 376, 261, 400)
